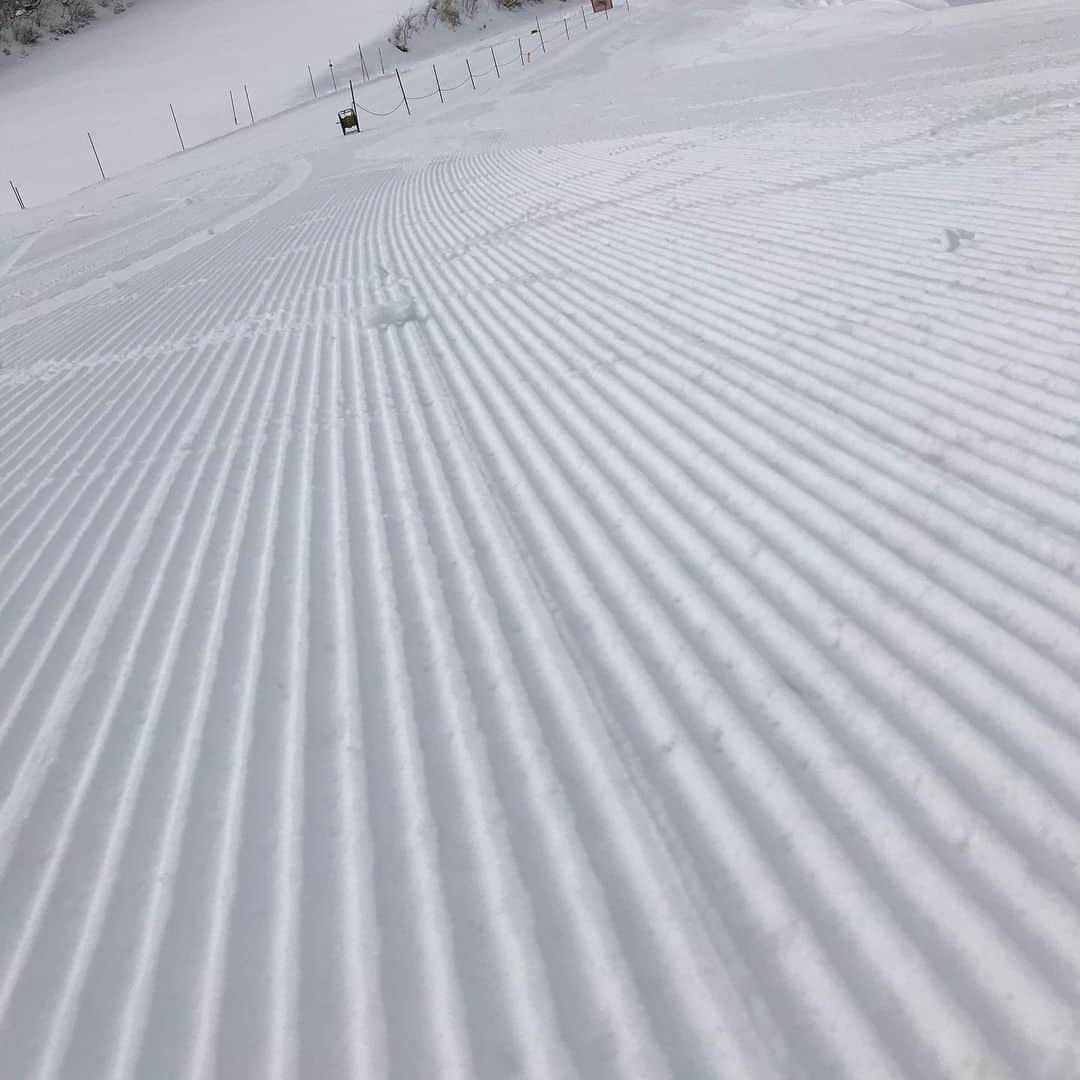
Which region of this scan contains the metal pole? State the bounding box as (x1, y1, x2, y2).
(395, 68, 411, 115)
(87, 131, 105, 180)
(10, 180, 25, 210)
(581, 6, 588, 28)
(564, 16, 569, 38)
(491, 44, 500, 78)
(379, 47, 385, 75)
(536, 16, 545, 52)
(329, 60, 337, 92)
(604, 4, 609, 20)
(433, 63, 444, 103)
(350, 78, 358, 117)
(245, 83, 255, 123)
(229, 88, 238, 125)
(358, 45, 368, 81)
(170, 104, 185, 151)
(308, 64, 317, 99)
(466, 57, 475, 91)
(519, 37, 524, 65)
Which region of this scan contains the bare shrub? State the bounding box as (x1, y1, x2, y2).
(434, 0, 460, 27)
(421, 0, 480, 31)
(390, 0, 531, 51)
(13, 18, 39, 42)
(390, 9, 420, 51)
(64, 0, 97, 28)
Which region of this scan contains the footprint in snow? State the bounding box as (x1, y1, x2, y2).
(941, 227, 975, 252)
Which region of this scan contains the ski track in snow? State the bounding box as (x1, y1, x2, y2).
(2, 5, 1080, 1077)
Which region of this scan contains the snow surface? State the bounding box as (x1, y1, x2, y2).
(0, 0, 405, 206)
(3, 0, 1080, 1076)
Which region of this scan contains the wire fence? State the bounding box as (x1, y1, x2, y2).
(355, 99, 408, 118)
(6, 1, 630, 211)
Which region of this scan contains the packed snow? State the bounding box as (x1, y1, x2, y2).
(2, 0, 1080, 1076)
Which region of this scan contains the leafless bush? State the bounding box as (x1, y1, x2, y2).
(420, 0, 482, 31)
(432, 0, 461, 27)
(391, 0, 534, 51)
(390, 8, 421, 51)
(1, 0, 112, 49)
(13, 18, 39, 42)
(61, 0, 97, 31)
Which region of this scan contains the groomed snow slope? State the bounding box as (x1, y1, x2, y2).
(2, 0, 1080, 1076)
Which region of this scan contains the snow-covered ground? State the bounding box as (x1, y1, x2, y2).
(3, 0, 1080, 1075)
(0, 0, 405, 206)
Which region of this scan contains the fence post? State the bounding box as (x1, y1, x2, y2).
(518, 37, 524, 65)
(308, 64, 317, 99)
(229, 88, 238, 125)
(491, 44, 500, 78)
(170, 104, 185, 151)
(245, 83, 255, 123)
(466, 57, 476, 91)
(10, 180, 25, 210)
(535, 16, 545, 52)
(359, 45, 369, 81)
(329, 60, 337, 91)
(395, 68, 411, 115)
(433, 63, 444, 103)
(379, 47, 385, 76)
(87, 131, 106, 180)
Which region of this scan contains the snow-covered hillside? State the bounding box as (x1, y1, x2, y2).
(0, 0, 406, 206)
(2, 0, 1080, 1076)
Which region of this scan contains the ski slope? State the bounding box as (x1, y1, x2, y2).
(0, 0, 404, 206)
(2, 0, 1080, 1075)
